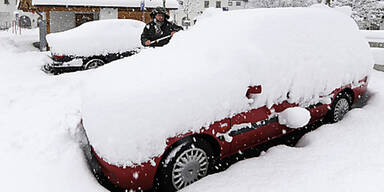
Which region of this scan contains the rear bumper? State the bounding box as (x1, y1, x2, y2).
(43, 59, 83, 74)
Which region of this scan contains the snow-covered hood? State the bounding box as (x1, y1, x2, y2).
(81, 7, 374, 166)
(46, 19, 145, 57)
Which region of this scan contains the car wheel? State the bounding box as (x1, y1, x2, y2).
(155, 137, 215, 191)
(326, 92, 352, 123)
(84, 59, 105, 70)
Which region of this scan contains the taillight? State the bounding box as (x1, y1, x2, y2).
(52, 55, 64, 60)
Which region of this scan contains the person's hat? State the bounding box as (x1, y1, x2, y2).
(150, 7, 170, 19)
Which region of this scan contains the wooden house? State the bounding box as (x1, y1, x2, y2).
(18, 0, 179, 34)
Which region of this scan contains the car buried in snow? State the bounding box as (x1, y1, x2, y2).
(42, 19, 145, 74)
(78, 7, 372, 191)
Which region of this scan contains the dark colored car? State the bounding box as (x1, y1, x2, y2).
(42, 19, 145, 74)
(43, 50, 139, 74)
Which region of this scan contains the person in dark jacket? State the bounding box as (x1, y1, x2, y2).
(141, 7, 183, 47)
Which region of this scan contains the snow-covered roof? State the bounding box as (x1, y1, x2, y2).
(32, 0, 179, 9)
(81, 6, 373, 166)
(361, 30, 384, 43)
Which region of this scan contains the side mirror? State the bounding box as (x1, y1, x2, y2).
(278, 107, 311, 129)
(246, 85, 262, 99)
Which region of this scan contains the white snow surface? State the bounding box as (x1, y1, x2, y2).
(371, 48, 384, 65)
(278, 107, 311, 129)
(46, 19, 145, 57)
(0, 29, 107, 191)
(361, 30, 384, 43)
(81, 7, 373, 166)
(32, 0, 179, 8)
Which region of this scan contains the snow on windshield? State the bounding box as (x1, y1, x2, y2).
(81, 6, 373, 166)
(46, 19, 145, 57)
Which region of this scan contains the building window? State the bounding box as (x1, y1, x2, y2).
(228, 1, 233, 6)
(204, 1, 209, 8)
(216, 1, 221, 8)
(4, 0, 9, 4)
(236, 1, 241, 6)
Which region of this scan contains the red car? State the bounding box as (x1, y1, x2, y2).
(78, 8, 372, 192)
(79, 78, 368, 191)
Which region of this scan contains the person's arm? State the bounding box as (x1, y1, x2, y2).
(141, 24, 152, 46)
(170, 23, 183, 36)
(172, 23, 183, 32)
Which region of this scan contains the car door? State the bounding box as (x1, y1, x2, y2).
(228, 87, 298, 154)
(229, 106, 274, 153)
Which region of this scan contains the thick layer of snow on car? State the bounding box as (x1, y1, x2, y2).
(81, 7, 373, 166)
(46, 19, 145, 57)
(33, 0, 179, 8)
(183, 70, 384, 192)
(0, 29, 107, 192)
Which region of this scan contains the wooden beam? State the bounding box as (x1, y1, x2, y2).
(36, 6, 100, 12)
(46, 11, 50, 34)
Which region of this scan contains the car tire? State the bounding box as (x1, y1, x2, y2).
(155, 137, 215, 191)
(326, 91, 352, 123)
(84, 59, 105, 70)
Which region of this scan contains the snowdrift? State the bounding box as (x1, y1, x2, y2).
(46, 19, 145, 57)
(81, 7, 373, 166)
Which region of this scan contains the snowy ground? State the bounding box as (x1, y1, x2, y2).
(0, 29, 106, 192)
(1, 29, 384, 192)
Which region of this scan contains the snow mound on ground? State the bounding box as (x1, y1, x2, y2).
(0, 29, 107, 192)
(81, 7, 373, 165)
(278, 107, 311, 128)
(46, 19, 145, 57)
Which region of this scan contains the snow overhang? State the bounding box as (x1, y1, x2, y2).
(32, 0, 179, 9)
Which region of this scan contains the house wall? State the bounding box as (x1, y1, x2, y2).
(227, 0, 246, 11)
(0, 0, 16, 29)
(100, 8, 118, 20)
(173, 0, 229, 26)
(1, 0, 39, 29)
(50, 11, 76, 33)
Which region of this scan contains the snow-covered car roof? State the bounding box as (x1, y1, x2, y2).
(81, 6, 373, 166)
(32, 0, 179, 9)
(46, 19, 145, 57)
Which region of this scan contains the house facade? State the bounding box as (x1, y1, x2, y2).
(227, 0, 247, 11)
(173, 0, 248, 27)
(18, 0, 179, 34)
(1, 0, 39, 29)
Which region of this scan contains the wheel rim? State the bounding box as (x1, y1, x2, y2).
(86, 59, 104, 69)
(172, 148, 209, 190)
(333, 98, 350, 122)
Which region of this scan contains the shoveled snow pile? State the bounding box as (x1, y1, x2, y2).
(81, 7, 373, 166)
(46, 19, 145, 56)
